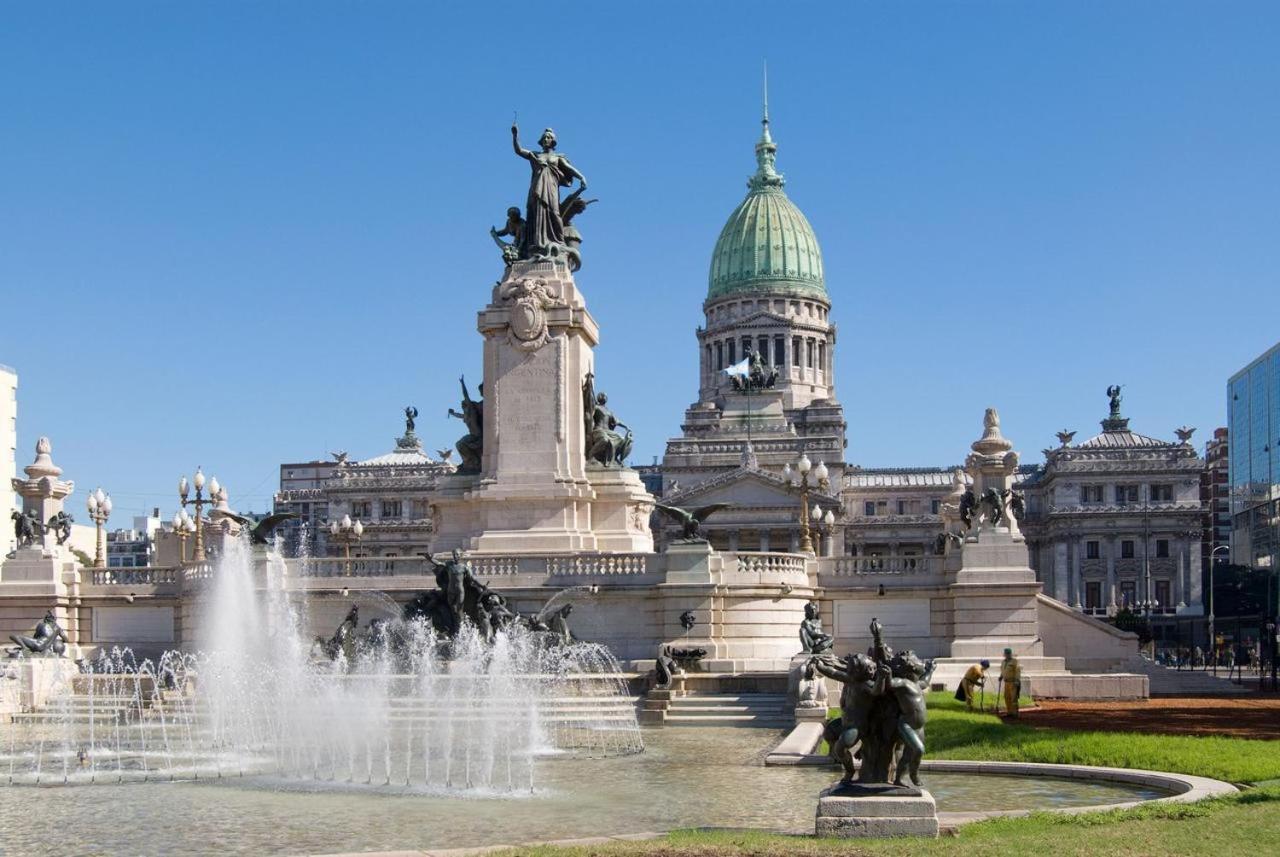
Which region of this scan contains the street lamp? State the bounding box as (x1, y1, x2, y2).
(178, 468, 219, 562)
(86, 487, 112, 568)
(814, 508, 836, 557)
(782, 453, 829, 554)
(1208, 544, 1229, 674)
(330, 514, 364, 574)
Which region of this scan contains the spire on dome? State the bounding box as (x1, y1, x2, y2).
(751, 62, 783, 191)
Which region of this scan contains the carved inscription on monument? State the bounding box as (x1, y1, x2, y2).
(498, 352, 559, 458)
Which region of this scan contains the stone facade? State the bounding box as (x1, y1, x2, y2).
(1018, 401, 1205, 618)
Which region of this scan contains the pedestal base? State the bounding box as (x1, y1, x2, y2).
(815, 786, 939, 838)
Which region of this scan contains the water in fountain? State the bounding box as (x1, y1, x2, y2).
(0, 537, 642, 789)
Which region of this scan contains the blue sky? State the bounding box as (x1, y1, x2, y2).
(3, 2, 1278, 521)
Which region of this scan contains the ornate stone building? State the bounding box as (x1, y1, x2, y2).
(273, 413, 453, 559)
(840, 468, 962, 561)
(1017, 393, 1205, 618)
(659, 102, 846, 550)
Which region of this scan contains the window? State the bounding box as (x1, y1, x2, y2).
(931, 499, 940, 514)
(1115, 485, 1139, 504)
(705, 345, 711, 371)
(1086, 541, 1100, 559)
(793, 337, 801, 365)
(1155, 580, 1171, 610)
(1085, 581, 1102, 610)
(758, 336, 769, 361)
(897, 500, 907, 515)
(774, 336, 785, 366)
(806, 339, 815, 369)
(1081, 485, 1104, 504)
(727, 340, 735, 365)
(864, 501, 876, 517)
(381, 500, 402, 518)
(1156, 539, 1169, 558)
(1150, 484, 1173, 502)
(351, 501, 371, 518)
(1121, 540, 1135, 559)
(716, 342, 723, 370)
(818, 342, 826, 374)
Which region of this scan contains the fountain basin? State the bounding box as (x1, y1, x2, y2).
(0, 727, 1210, 857)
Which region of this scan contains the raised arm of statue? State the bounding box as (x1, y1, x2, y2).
(511, 124, 533, 161)
(809, 654, 849, 683)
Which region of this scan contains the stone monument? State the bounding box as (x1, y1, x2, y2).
(949, 409, 1044, 666)
(430, 124, 654, 554)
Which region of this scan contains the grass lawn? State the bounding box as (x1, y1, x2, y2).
(817, 693, 1280, 783)
(507, 785, 1280, 856)
(921, 692, 1280, 783)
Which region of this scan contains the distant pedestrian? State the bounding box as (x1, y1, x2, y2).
(999, 648, 1021, 718)
(954, 659, 990, 711)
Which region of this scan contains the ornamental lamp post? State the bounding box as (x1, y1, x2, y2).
(178, 467, 218, 562)
(1208, 544, 1229, 673)
(782, 453, 829, 555)
(330, 514, 364, 575)
(86, 487, 112, 568)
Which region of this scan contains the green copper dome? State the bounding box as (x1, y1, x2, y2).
(707, 110, 825, 301)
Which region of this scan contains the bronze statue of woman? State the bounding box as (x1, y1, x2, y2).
(511, 124, 587, 260)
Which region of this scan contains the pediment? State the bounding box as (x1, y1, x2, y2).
(667, 467, 836, 510)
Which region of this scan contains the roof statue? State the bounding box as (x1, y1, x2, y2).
(1055, 429, 1076, 447)
(707, 73, 824, 301)
(1102, 384, 1130, 432)
(509, 123, 591, 270)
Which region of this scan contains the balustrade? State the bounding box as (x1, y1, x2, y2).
(826, 555, 938, 575)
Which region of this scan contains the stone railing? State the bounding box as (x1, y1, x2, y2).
(730, 551, 808, 576)
(181, 562, 216, 582)
(825, 556, 940, 576)
(297, 556, 431, 578)
(294, 553, 654, 579)
(89, 566, 181, 586)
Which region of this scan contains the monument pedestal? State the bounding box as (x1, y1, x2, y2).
(429, 259, 654, 555)
(815, 786, 939, 838)
(950, 528, 1043, 660)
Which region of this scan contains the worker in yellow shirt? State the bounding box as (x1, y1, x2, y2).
(999, 647, 1021, 718)
(954, 659, 989, 711)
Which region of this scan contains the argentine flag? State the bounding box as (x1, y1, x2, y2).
(724, 357, 751, 380)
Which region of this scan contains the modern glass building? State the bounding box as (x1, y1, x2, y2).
(1228, 341, 1280, 569)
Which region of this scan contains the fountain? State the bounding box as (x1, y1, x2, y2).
(0, 536, 642, 789)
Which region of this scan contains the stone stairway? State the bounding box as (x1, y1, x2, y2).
(1135, 661, 1255, 696)
(662, 692, 792, 728)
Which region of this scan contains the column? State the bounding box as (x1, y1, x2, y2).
(759, 530, 772, 553)
(1106, 535, 1118, 609)
(1187, 536, 1204, 611)
(727, 530, 740, 552)
(1174, 543, 1185, 610)
(1072, 536, 1083, 608)
(1053, 540, 1069, 602)
(789, 529, 800, 552)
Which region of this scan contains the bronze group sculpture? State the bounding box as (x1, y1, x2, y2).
(448, 376, 484, 474)
(7, 610, 69, 658)
(799, 601, 834, 654)
(730, 347, 779, 393)
(510, 124, 590, 267)
(582, 372, 633, 467)
(11, 510, 44, 548)
(45, 511, 73, 545)
(809, 619, 935, 793)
